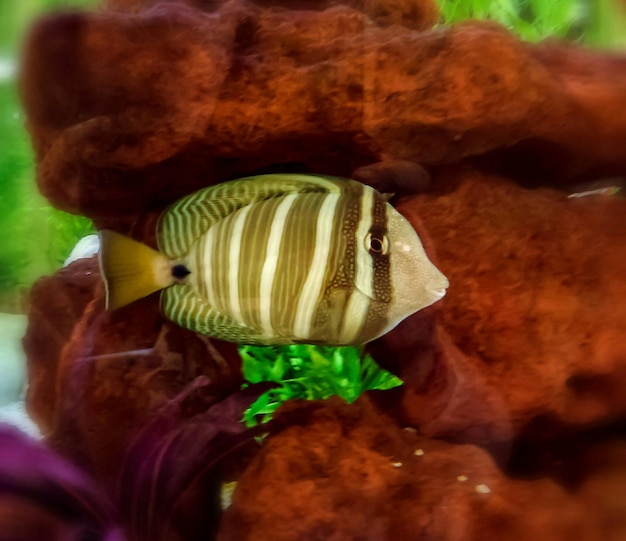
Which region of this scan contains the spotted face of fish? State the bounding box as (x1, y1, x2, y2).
(99, 174, 448, 346)
(384, 204, 449, 333)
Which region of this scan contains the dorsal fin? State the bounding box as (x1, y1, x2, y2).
(157, 174, 357, 258)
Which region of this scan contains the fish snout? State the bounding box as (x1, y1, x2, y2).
(414, 265, 448, 308)
(429, 273, 449, 301)
(383, 204, 450, 332)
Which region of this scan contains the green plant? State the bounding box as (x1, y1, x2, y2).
(584, 0, 626, 48)
(240, 344, 403, 426)
(438, 0, 582, 40)
(437, 0, 626, 46)
(0, 0, 98, 307)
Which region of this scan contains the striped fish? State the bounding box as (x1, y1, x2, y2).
(98, 174, 448, 345)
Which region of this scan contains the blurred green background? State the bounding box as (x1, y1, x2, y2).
(0, 0, 625, 312)
(439, 0, 626, 45)
(0, 0, 99, 312)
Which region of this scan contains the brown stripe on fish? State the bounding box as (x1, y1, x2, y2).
(308, 184, 364, 343)
(209, 197, 283, 326)
(292, 192, 344, 340)
(237, 199, 279, 329)
(258, 193, 300, 336)
(370, 191, 392, 304)
(270, 193, 326, 337)
(335, 183, 375, 344)
(238, 196, 292, 330)
(356, 191, 391, 343)
(227, 203, 253, 324)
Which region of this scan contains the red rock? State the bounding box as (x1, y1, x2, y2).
(24, 257, 100, 433)
(218, 397, 598, 541)
(23, 255, 243, 488)
(352, 159, 433, 194)
(0, 496, 73, 541)
(371, 168, 626, 445)
(18, 3, 626, 224)
(577, 440, 626, 540)
(105, 0, 441, 31)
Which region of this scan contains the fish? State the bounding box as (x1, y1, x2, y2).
(98, 173, 448, 345)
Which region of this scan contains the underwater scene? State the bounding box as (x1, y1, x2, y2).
(1, 0, 626, 539)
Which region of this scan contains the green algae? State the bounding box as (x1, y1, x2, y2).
(438, 0, 626, 47)
(240, 344, 403, 426)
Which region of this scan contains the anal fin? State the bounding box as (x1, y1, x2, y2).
(161, 285, 268, 344)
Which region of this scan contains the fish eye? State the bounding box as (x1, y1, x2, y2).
(365, 233, 389, 255)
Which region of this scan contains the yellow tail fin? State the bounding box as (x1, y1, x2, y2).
(98, 230, 174, 310)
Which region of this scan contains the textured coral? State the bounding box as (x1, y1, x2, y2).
(390, 169, 626, 443)
(218, 397, 599, 541)
(19, 0, 626, 225)
(24, 257, 100, 432)
(23, 257, 243, 488)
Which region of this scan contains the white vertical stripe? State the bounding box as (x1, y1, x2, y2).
(215, 219, 232, 312)
(227, 204, 252, 324)
(293, 193, 341, 339)
(201, 226, 217, 306)
(353, 187, 374, 298)
(258, 194, 299, 335)
(338, 290, 370, 344)
(339, 186, 374, 343)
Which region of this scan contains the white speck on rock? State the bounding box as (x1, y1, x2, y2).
(475, 484, 491, 494)
(414, 449, 424, 456)
(457, 475, 468, 482)
(220, 481, 237, 510)
(391, 462, 403, 468)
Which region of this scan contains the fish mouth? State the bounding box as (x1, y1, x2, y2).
(431, 275, 449, 300)
(431, 287, 447, 300)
